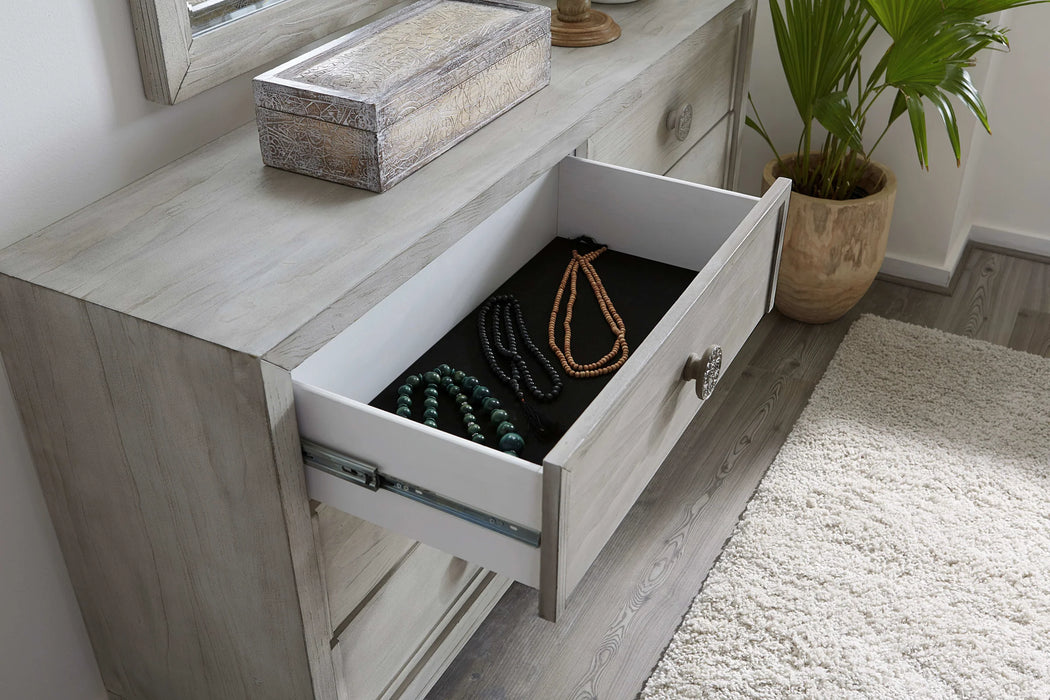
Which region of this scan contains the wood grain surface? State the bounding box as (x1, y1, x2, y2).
(330, 546, 506, 700)
(315, 505, 416, 633)
(2, 0, 754, 369)
(541, 177, 790, 619)
(0, 2, 760, 696)
(429, 245, 1050, 699)
(0, 276, 320, 699)
(259, 38, 550, 192)
(585, 2, 741, 176)
(255, 0, 550, 192)
(664, 116, 732, 188)
(768, 159, 897, 324)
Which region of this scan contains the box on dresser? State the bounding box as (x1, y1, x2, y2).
(253, 0, 551, 192)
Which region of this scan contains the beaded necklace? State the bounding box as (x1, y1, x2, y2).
(548, 246, 629, 378)
(478, 294, 563, 403)
(395, 364, 525, 456)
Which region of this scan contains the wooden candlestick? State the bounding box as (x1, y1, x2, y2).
(551, 0, 621, 47)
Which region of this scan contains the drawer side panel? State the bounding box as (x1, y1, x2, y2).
(295, 384, 542, 586)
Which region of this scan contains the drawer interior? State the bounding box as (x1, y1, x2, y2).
(366, 236, 697, 465)
(292, 156, 761, 594)
(294, 159, 756, 402)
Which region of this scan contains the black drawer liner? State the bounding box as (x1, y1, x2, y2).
(370, 236, 696, 465)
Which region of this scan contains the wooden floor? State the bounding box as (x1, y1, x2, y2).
(428, 246, 1050, 699)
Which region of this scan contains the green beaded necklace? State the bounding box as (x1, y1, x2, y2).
(395, 364, 526, 457)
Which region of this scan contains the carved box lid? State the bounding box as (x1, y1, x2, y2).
(253, 0, 551, 133)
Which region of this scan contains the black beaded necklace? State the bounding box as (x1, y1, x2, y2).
(478, 294, 563, 403)
(395, 364, 525, 456)
(478, 294, 564, 437)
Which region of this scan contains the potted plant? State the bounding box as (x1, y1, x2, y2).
(748, 0, 1047, 323)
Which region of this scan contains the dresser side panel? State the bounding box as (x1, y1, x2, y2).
(0, 276, 319, 700)
(260, 360, 339, 699)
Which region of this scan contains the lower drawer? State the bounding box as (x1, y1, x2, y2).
(293, 156, 790, 620)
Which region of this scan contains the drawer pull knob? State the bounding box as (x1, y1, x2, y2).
(666, 103, 693, 142)
(683, 345, 722, 400)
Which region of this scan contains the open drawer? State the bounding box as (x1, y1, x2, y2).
(293, 157, 790, 621)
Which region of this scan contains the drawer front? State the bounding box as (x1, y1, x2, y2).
(665, 114, 732, 189)
(541, 158, 790, 619)
(584, 3, 743, 176)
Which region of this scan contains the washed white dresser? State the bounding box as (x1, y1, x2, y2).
(0, 0, 783, 698)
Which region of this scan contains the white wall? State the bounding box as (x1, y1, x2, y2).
(739, 3, 1049, 285)
(965, 8, 1050, 257)
(0, 2, 259, 697)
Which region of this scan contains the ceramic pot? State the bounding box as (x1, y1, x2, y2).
(762, 155, 897, 324)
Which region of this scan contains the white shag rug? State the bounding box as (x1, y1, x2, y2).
(642, 315, 1050, 699)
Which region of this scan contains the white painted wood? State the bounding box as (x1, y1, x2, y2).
(543, 175, 791, 617)
(130, 0, 408, 104)
(1, 1, 759, 693)
(879, 253, 956, 288)
(314, 505, 415, 631)
(296, 386, 543, 531)
(306, 464, 540, 586)
(293, 170, 557, 399)
(556, 156, 756, 269)
(295, 155, 786, 618)
(970, 224, 1050, 261)
(665, 116, 732, 188)
(330, 548, 492, 700)
(1, 0, 751, 367)
(584, 2, 743, 176)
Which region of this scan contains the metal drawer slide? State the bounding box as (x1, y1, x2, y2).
(302, 440, 541, 547)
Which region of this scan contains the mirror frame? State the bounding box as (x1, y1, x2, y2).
(129, 0, 403, 104)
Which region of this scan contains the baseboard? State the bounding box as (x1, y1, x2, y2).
(878, 253, 956, 291)
(970, 225, 1050, 264)
(873, 225, 1050, 293)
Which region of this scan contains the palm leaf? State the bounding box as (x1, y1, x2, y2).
(813, 91, 864, 151)
(759, 0, 1048, 197)
(902, 88, 930, 169)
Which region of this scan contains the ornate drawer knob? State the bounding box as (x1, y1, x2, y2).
(682, 345, 722, 400)
(666, 103, 693, 142)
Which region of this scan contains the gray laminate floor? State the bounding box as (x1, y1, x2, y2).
(428, 246, 1050, 700)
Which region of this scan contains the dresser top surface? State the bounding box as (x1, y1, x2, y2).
(0, 0, 741, 367)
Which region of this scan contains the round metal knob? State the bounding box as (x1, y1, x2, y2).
(682, 345, 722, 400)
(666, 103, 693, 142)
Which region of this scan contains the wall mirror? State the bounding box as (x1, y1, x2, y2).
(130, 0, 403, 104)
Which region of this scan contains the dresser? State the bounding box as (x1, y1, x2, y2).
(0, 1, 775, 698)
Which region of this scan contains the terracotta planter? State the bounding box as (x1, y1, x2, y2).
(762, 156, 897, 324)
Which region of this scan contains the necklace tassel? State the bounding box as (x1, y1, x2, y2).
(521, 398, 564, 439)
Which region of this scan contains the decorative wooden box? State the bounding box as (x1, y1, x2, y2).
(253, 0, 551, 192)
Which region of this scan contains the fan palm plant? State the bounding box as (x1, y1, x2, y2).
(748, 0, 1048, 201)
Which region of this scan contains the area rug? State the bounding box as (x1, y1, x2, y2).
(642, 315, 1050, 699)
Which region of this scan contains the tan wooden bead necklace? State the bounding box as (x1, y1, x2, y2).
(548, 246, 629, 378)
